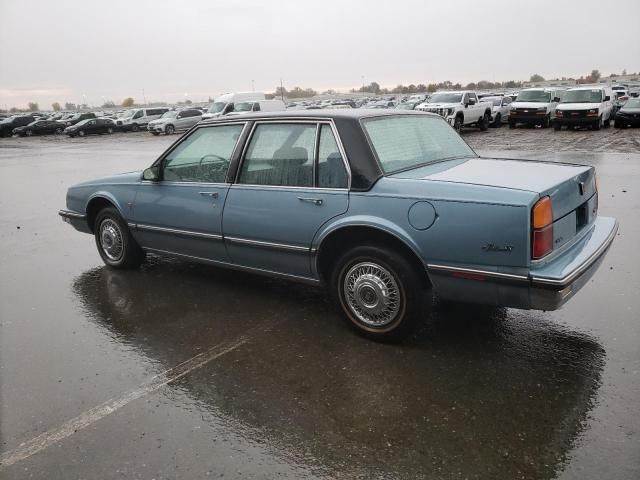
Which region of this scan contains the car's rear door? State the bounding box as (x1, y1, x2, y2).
(222, 121, 350, 279)
(131, 123, 247, 262)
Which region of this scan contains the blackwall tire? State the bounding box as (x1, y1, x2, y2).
(94, 207, 144, 269)
(453, 116, 463, 132)
(330, 244, 431, 342)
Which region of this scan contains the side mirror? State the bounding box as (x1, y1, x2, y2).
(604, 96, 610, 101)
(467, 98, 476, 106)
(143, 166, 160, 181)
(553, 97, 560, 102)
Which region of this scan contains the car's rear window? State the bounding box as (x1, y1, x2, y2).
(362, 115, 476, 174)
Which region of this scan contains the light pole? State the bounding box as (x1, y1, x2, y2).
(252, 79, 255, 92)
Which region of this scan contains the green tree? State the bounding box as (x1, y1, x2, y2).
(28, 102, 39, 111)
(122, 97, 135, 107)
(529, 73, 545, 82)
(51, 102, 61, 111)
(589, 69, 601, 82)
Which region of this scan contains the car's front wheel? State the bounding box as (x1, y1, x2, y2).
(130, 124, 139, 132)
(165, 124, 175, 135)
(331, 245, 431, 341)
(94, 207, 144, 269)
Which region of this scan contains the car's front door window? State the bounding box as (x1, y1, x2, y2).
(238, 123, 316, 187)
(163, 125, 243, 183)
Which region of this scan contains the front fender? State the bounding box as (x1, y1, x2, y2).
(85, 191, 129, 219)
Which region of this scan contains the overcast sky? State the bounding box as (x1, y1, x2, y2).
(1, 0, 639, 109)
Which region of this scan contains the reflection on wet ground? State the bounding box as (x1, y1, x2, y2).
(72, 258, 605, 479)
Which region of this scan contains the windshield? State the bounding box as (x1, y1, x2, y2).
(429, 93, 463, 103)
(161, 111, 177, 119)
(234, 102, 254, 112)
(363, 115, 476, 174)
(75, 119, 91, 127)
(122, 110, 136, 118)
(623, 98, 640, 108)
(561, 90, 603, 103)
(396, 103, 415, 110)
(516, 90, 551, 102)
(207, 102, 227, 113)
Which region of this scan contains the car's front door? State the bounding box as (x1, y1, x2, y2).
(223, 121, 350, 278)
(131, 123, 246, 262)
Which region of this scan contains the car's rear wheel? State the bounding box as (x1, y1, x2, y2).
(165, 125, 175, 135)
(492, 113, 501, 127)
(542, 115, 551, 128)
(94, 207, 144, 269)
(26, 129, 33, 137)
(55, 127, 63, 134)
(479, 113, 489, 131)
(330, 245, 431, 341)
(107, 127, 113, 134)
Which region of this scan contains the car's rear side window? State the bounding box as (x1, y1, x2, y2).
(238, 123, 316, 187)
(317, 125, 348, 189)
(362, 115, 476, 174)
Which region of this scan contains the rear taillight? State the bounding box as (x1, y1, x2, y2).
(532, 196, 553, 259)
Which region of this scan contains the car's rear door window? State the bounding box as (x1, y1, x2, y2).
(163, 125, 244, 183)
(238, 123, 316, 187)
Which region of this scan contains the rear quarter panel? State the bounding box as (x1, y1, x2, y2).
(316, 177, 535, 270)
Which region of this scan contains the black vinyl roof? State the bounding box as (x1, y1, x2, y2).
(200, 109, 438, 191)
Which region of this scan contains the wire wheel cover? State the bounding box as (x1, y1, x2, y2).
(343, 262, 401, 327)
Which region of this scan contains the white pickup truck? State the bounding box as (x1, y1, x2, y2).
(416, 91, 493, 131)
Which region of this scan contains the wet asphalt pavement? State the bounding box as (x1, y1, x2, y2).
(0, 130, 639, 479)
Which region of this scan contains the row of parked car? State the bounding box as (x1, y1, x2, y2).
(2, 85, 638, 139)
(410, 84, 639, 131)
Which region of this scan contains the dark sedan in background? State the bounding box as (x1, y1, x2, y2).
(13, 120, 65, 136)
(64, 118, 116, 137)
(615, 98, 640, 128)
(0, 115, 35, 137)
(64, 112, 96, 127)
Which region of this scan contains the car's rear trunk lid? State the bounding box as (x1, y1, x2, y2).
(393, 157, 598, 252)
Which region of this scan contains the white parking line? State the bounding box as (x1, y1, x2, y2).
(0, 336, 248, 469)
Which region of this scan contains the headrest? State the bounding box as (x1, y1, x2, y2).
(271, 147, 308, 167)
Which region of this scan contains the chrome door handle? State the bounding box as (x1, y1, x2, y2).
(298, 197, 323, 206)
(199, 191, 219, 198)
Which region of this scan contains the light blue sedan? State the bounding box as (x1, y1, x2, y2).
(60, 110, 617, 340)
